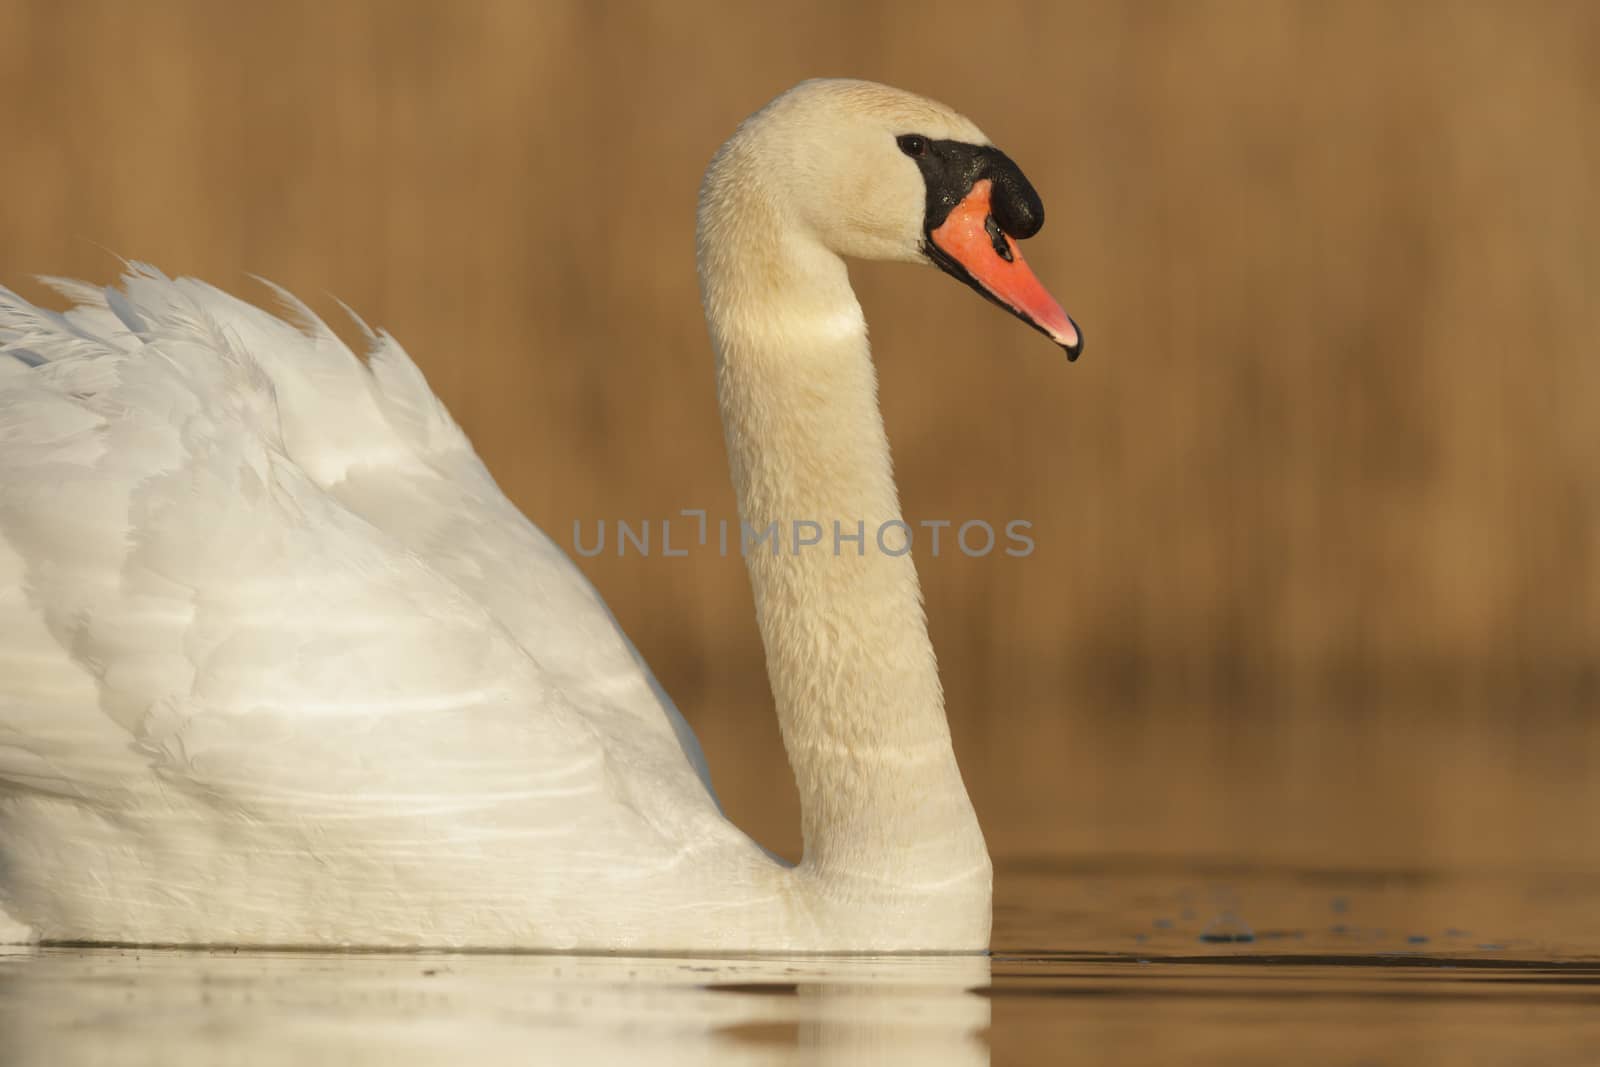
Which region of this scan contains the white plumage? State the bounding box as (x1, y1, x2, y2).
(0, 267, 753, 947)
(0, 79, 1076, 949)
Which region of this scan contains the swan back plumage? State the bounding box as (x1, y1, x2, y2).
(0, 267, 732, 945)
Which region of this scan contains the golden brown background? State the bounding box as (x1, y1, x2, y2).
(2, 0, 1595, 876)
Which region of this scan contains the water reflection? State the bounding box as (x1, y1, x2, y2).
(0, 948, 991, 1067)
(5, 861, 1600, 1066)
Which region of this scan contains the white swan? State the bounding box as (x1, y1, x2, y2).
(0, 79, 1079, 951)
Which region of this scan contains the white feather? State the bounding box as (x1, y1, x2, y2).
(0, 79, 1013, 951)
(0, 268, 742, 948)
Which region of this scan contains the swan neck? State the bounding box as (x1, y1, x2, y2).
(696, 163, 988, 889)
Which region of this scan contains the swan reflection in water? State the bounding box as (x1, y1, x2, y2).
(0, 947, 991, 1067)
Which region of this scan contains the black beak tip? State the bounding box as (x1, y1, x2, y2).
(1061, 319, 1083, 362)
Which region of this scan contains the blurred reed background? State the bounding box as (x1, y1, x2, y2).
(2, 0, 1595, 875)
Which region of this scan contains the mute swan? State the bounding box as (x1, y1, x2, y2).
(0, 79, 1079, 951)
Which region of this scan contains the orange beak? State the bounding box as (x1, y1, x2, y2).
(928, 179, 1082, 359)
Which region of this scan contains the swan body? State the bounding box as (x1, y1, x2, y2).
(0, 80, 1077, 950)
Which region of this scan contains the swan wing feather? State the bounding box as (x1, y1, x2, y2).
(0, 270, 714, 829)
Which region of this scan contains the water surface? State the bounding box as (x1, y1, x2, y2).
(4, 859, 1596, 1065)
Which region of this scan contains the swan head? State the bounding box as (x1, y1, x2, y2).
(702, 79, 1082, 359)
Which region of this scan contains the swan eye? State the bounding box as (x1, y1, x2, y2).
(897, 134, 929, 159)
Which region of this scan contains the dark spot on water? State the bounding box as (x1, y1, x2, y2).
(719, 1021, 804, 1046)
(708, 982, 801, 996)
(1154, 918, 1174, 929)
(1408, 935, 1430, 944)
(1200, 914, 1256, 943)
(1331, 896, 1350, 914)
